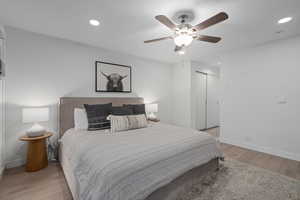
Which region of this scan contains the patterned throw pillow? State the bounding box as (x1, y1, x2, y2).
(111, 106, 134, 115)
(109, 115, 130, 133)
(84, 103, 112, 131)
(123, 104, 146, 115)
(127, 114, 148, 129)
(109, 114, 148, 133)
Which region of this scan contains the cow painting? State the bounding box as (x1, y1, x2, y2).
(95, 61, 131, 93)
(101, 72, 128, 92)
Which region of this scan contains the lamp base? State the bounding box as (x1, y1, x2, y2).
(26, 123, 46, 137)
(147, 112, 157, 120)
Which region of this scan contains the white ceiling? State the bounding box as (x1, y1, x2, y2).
(0, 0, 300, 64)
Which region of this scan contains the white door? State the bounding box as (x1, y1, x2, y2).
(0, 80, 2, 169)
(207, 75, 219, 128)
(0, 38, 4, 171)
(195, 73, 207, 130)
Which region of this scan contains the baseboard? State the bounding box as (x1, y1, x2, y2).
(200, 126, 219, 131)
(5, 158, 25, 169)
(220, 137, 300, 162)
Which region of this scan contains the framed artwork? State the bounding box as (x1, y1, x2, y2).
(95, 61, 132, 93)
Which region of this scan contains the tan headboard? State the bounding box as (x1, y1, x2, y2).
(59, 97, 144, 136)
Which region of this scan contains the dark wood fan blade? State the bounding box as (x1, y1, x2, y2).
(197, 35, 221, 43)
(144, 36, 172, 43)
(155, 15, 177, 30)
(194, 12, 228, 31)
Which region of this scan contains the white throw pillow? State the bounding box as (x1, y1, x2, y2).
(110, 115, 130, 133)
(74, 108, 88, 130)
(127, 114, 148, 130)
(109, 114, 148, 133)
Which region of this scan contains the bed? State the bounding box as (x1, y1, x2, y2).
(59, 97, 222, 200)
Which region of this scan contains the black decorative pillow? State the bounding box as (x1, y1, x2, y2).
(112, 106, 134, 116)
(123, 104, 146, 115)
(84, 103, 112, 131)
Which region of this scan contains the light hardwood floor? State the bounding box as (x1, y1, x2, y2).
(205, 127, 300, 180)
(0, 128, 299, 200)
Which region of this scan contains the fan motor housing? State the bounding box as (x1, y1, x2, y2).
(173, 10, 195, 24)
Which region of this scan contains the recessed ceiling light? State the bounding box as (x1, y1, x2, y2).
(278, 17, 292, 24)
(89, 19, 100, 26)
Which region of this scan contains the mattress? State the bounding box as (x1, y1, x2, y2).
(60, 122, 222, 200)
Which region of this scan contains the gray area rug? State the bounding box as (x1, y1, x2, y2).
(177, 159, 300, 200)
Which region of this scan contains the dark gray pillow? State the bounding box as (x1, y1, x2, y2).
(84, 103, 112, 131)
(123, 104, 145, 115)
(112, 106, 134, 116)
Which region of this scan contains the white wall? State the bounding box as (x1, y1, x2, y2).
(220, 36, 300, 161)
(170, 60, 192, 128)
(5, 27, 173, 167)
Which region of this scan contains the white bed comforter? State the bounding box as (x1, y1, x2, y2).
(60, 123, 222, 200)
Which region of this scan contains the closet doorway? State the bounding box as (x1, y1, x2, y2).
(195, 71, 219, 131)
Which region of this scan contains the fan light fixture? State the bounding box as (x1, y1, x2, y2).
(174, 45, 186, 55)
(177, 49, 185, 55)
(174, 34, 193, 46)
(89, 19, 100, 26)
(278, 17, 292, 24)
(144, 12, 229, 54)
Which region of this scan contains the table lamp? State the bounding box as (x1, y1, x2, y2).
(146, 103, 158, 120)
(22, 107, 49, 137)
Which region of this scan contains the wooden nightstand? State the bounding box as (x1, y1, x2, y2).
(20, 132, 53, 172)
(148, 118, 160, 122)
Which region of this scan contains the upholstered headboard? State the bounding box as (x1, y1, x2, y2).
(59, 97, 144, 136)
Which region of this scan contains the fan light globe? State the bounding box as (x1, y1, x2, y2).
(174, 34, 193, 46)
(177, 49, 185, 55)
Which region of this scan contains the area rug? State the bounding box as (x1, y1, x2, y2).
(177, 159, 300, 200)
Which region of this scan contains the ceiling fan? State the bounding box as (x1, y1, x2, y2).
(144, 12, 229, 55)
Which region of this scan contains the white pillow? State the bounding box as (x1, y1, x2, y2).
(127, 114, 148, 129)
(110, 115, 130, 133)
(110, 114, 148, 133)
(74, 108, 88, 130)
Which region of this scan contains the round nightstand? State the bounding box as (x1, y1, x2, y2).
(20, 132, 53, 172)
(148, 119, 160, 122)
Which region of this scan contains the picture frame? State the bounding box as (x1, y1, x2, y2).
(95, 61, 132, 93)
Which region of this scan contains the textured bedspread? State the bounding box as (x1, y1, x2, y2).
(60, 123, 222, 200)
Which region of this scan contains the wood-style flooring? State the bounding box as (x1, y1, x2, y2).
(205, 127, 300, 180)
(0, 127, 299, 200)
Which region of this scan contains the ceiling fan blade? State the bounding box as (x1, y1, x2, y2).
(197, 35, 222, 43)
(144, 36, 172, 43)
(155, 15, 177, 30)
(194, 12, 228, 31)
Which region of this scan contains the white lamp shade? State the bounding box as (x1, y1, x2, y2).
(22, 107, 49, 123)
(146, 104, 158, 113)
